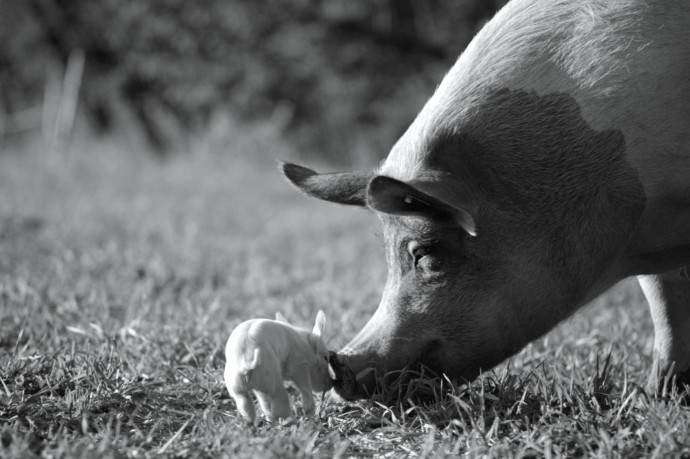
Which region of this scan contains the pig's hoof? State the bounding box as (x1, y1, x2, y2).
(648, 369, 690, 402)
(675, 371, 690, 403)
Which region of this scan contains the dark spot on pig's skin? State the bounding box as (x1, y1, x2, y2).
(435, 88, 645, 295)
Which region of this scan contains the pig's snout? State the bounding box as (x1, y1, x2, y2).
(327, 351, 356, 395)
(328, 351, 378, 400)
(327, 339, 451, 400)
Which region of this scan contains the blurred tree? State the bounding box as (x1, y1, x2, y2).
(0, 0, 506, 161)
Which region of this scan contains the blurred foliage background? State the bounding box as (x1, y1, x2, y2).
(0, 0, 506, 165)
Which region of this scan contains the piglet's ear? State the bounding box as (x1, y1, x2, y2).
(275, 312, 289, 324)
(312, 310, 326, 337)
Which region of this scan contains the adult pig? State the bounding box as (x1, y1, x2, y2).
(281, 0, 690, 399)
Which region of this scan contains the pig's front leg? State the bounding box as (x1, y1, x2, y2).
(290, 369, 315, 416)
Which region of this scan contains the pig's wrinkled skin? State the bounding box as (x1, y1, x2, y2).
(224, 311, 333, 422)
(281, 0, 690, 399)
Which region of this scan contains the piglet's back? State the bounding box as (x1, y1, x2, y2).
(226, 319, 309, 371)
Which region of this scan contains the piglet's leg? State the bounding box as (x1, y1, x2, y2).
(255, 387, 291, 422)
(290, 371, 315, 416)
(231, 390, 256, 424)
(250, 350, 292, 421)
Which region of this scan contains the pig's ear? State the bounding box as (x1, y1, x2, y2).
(279, 161, 373, 207)
(366, 175, 477, 236)
(312, 310, 326, 338)
(275, 312, 289, 324)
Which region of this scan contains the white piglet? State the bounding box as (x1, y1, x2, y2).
(224, 310, 333, 424)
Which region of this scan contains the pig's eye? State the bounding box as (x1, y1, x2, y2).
(408, 240, 435, 270)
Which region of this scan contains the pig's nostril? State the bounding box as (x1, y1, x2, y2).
(327, 351, 362, 398)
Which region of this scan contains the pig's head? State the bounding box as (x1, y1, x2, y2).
(279, 90, 644, 400)
(281, 164, 554, 399)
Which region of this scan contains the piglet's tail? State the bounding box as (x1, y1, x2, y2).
(240, 348, 261, 385)
(248, 348, 260, 370)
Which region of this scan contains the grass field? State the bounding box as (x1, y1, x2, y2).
(1, 133, 689, 458)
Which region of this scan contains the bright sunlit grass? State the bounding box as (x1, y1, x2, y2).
(1, 134, 688, 457)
